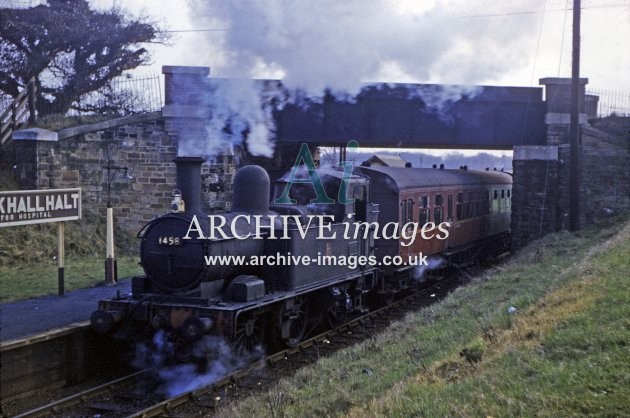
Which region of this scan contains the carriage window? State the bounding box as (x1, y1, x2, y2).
(475, 199, 481, 218)
(401, 200, 407, 224)
(447, 195, 453, 221)
(434, 194, 443, 224)
(476, 192, 483, 217)
(401, 199, 414, 223)
(465, 192, 472, 219)
(456, 193, 463, 220)
(501, 189, 505, 199)
(419, 196, 429, 224)
(494, 190, 498, 199)
(434, 206, 442, 224)
(485, 190, 491, 214)
(507, 189, 511, 198)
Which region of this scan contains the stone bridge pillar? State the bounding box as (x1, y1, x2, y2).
(539, 77, 589, 144)
(511, 145, 564, 249)
(511, 78, 594, 249)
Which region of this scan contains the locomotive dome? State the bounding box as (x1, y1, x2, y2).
(232, 165, 270, 213)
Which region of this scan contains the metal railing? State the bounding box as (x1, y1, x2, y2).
(586, 88, 630, 117)
(67, 74, 163, 116)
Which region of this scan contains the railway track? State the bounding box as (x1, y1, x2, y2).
(12, 370, 149, 418)
(13, 275, 461, 417)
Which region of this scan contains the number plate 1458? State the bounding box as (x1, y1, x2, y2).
(158, 236, 182, 246)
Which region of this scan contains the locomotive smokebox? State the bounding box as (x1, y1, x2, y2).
(175, 156, 204, 214)
(232, 165, 270, 213)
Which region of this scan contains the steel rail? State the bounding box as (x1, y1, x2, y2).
(13, 369, 150, 418)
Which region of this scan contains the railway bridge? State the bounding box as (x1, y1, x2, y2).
(162, 66, 547, 158)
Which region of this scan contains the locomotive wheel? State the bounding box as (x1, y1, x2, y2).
(326, 289, 349, 329)
(175, 338, 194, 362)
(277, 297, 308, 348)
(233, 313, 264, 355)
(377, 291, 395, 307)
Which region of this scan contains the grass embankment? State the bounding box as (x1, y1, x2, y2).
(0, 212, 143, 303)
(223, 216, 630, 417)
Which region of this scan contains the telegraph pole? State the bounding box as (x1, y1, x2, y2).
(569, 0, 581, 231)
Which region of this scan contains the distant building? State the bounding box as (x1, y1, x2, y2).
(364, 154, 408, 167)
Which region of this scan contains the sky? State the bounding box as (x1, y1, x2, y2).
(92, 0, 630, 93)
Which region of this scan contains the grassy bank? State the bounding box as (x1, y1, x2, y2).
(0, 255, 143, 302)
(222, 216, 630, 417)
(0, 212, 142, 302)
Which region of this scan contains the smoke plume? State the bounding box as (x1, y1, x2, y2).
(204, 79, 277, 158)
(133, 330, 264, 398)
(190, 0, 540, 94)
(413, 257, 445, 281)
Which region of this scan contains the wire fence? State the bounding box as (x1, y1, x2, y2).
(0, 74, 163, 118)
(67, 74, 164, 116)
(586, 88, 630, 117)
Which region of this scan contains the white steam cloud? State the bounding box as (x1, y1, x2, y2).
(413, 257, 445, 281)
(190, 0, 541, 94)
(205, 79, 277, 158)
(133, 330, 264, 398)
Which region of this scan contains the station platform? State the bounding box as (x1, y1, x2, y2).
(0, 279, 131, 342)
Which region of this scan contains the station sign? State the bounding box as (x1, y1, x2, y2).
(0, 188, 82, 227)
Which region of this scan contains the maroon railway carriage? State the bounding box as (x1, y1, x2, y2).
(356, 166, 512, 271)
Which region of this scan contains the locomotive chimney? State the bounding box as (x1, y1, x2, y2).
(174, 156, 204, 214)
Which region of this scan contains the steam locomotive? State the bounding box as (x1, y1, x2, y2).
(91, 156, 511, 359)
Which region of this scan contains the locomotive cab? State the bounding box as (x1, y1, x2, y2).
(270, 167, 376, 225)
(263, 167, 379, 292)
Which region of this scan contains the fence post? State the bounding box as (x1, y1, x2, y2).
(11, 99, 17, 130)
(28, 78, 37, 125)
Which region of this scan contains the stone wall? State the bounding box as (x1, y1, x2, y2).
(512, 118, 629, 249)
(578, 123, 630, 221)
(12, 114, 235, 235)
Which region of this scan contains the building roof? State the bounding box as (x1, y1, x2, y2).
(365, 154, 408, 167)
